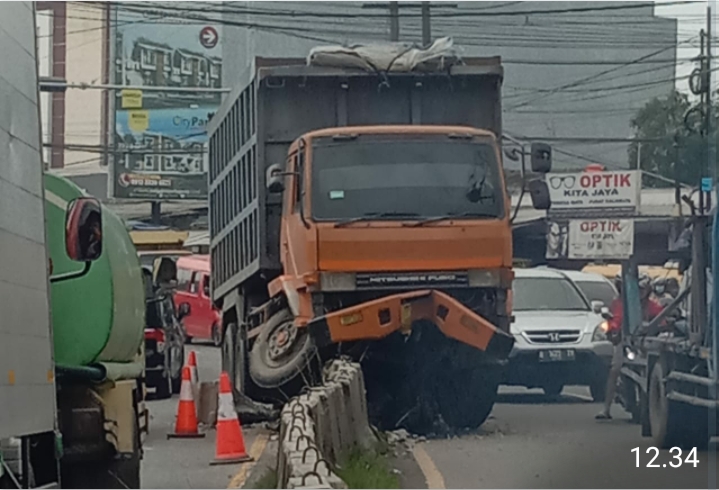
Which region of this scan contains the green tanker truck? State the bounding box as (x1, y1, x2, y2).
(0, 6, 146, 486)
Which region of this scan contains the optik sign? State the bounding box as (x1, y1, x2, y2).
(546, 170, 641, 214)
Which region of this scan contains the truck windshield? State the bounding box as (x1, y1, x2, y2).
(310, 137, 503, 221)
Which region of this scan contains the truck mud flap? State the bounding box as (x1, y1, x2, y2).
(307, 289, 513, 359)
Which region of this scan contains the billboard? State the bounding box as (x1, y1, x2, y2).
(546, 170, 641, 215)
(568, 219, 634, 260)
(111, 6, 222, 200)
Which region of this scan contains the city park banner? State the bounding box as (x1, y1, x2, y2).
(111, 5, 222, 200)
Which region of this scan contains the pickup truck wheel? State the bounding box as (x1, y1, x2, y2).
(249, 309, 316, 389)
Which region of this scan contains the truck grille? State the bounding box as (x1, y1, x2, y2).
(524, 330, 581, 345)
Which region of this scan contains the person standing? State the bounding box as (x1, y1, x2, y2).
(596, 274, 663, 420)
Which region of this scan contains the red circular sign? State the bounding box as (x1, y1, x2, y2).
(199, 26, 219, 49)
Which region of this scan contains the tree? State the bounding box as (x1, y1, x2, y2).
(628, 90, 717, 188)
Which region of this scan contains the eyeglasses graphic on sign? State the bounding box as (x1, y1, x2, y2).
(549, 175, 576, 189)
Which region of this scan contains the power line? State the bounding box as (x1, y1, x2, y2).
(505, 39, 693, 110)
(99, 0, 702, 20)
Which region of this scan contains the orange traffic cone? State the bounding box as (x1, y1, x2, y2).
(188, 350, 199, 403)
(168, 366, 205, 439)
(210, 372, 252, 465)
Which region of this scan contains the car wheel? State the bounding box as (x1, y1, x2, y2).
(211, 324, 223, 347)
(542, 381, 564, 397)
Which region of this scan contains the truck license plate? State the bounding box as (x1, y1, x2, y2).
(538, 349, 576, 362)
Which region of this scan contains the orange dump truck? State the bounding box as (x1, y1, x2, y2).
(208, 53, 550, 431)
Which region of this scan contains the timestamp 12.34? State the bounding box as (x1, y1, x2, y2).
(631, 447, 700, 468)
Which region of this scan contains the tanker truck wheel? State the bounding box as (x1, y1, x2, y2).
(249, 309, 316, 390)
(436, 367, 500, 431)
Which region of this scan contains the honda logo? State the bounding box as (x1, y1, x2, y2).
(548, 332, 561, 343)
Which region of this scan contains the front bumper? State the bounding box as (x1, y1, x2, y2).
(307, 289, 514, 360)
(504, 335, 613, 387)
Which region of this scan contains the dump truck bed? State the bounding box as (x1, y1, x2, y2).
(208, 56, 504, 302)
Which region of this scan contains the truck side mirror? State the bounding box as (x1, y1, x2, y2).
(528, 179, 551, 210)
(65, 197, 102, 262)
(266, 163, 285, 193)
(531, 142, 552, 174)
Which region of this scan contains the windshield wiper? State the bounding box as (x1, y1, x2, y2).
(334, 212, 420, 228)
(409, 211, 497, 227)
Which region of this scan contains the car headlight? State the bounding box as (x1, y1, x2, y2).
(592, 321, 609, 342)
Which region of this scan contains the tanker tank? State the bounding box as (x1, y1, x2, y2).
(44, 173, 145, 368)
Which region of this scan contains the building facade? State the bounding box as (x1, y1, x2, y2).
(221, 1, 678, 171)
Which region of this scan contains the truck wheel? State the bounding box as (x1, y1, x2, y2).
(648, 362, 683, 449)
(249, 309, 316, 389)
(153, 371, 172, 400)
(436, 368, 499, 430)
(222, 323, 249, 396)
(211, 323, 223, 347)
(542, 381, 564, 398)
(170, 341, 184, 395)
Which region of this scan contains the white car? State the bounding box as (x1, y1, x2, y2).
(558, 269, 618, 310)
(506, 268, 613, 400)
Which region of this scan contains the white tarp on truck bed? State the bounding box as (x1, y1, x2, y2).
(307, 37, 460, 72)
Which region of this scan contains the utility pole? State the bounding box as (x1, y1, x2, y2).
(421, 2, 431, 47)
(362, 2, 456, 44)
(389, 1, 399, 42)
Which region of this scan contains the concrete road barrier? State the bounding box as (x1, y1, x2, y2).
(278, 360, 376, 489)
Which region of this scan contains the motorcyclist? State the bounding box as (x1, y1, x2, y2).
(596, 273, 663, 420)
(653, 277, 673, 307)
(665, 277, 680, 299)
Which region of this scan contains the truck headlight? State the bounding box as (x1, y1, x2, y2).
(592, 321, 609, 342)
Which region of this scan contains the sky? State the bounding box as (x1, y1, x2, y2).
(655, 0, 717, 91)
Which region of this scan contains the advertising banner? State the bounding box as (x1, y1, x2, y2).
(546, 170, 641, 214)
(111, 5, 222, 200)
(568, 219, 634, 260)
(546, 221, 569, 260)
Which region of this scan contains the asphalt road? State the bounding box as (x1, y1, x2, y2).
(141, 344, 265, 489)
(418, 385, 719, 489)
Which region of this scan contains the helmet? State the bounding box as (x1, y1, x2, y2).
(638, 274, 652, 291)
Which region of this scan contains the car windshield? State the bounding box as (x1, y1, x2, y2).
(574, 280, 617, 306)
(311, 136, 503, 221)
(513, 277, 589, 311)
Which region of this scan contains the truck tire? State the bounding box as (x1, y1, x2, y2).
(249, 309, 316, 389)
(152, 370, 172, 400)
(648, 362, 683, 449)
(222, 322, 249, 393)
(170, 341, 184, 395)
(542, 381, 564, 398)
(436, 368, 500, 430)
(211, 323, 223, 347)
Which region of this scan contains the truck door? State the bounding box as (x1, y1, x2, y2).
(281, 146, 317, 277)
